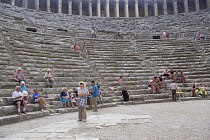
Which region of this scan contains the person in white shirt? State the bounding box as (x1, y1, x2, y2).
(44, 69, 54, 88)
(169, 81, 178, 102)
(12, 86, 28, 115)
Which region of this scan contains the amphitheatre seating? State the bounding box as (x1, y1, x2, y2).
(0, 2, 210, 125)
(0, 3, 210, 39)
(136, 39, 210, 94)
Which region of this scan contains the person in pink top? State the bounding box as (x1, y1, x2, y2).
(14, 67, 25, 85)
(118, 76, 124, 86)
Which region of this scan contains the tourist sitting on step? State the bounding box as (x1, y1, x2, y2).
(33, 89, 48, 112)
(14, 67, 26, 85)
(67, 89, 77, 108)
(12, 86, 28, 115)
(174, 71, 180, 82)
(44, 69, 54, 88)
(200, 34, 205, 40)
(60, 87, 70, 108)
(177, 87, 184, 99)
(159, 76, 167, 89)
(191, 83, 198, 97)
(122, 87, 129, 101)
(118, 76, 124, 86)
(97, 86, 103, 104)
(198, 83, 208, 98)
(169, 68, 175, 80)
(148, 80, 153, 91)
(20, 81, 28, 102)
(180, 71, 186, 84)
(162, 69, 170, 79)
(153, 81, 160, 94)
(195, 33, 200, 40)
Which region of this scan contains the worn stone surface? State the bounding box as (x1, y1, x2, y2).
(0, 100, 209, 140)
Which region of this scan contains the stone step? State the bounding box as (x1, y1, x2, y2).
(0, 110, 50, 126)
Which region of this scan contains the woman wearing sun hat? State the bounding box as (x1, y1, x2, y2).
(77, 81, 89, 122)
(14, 67, 25, 85)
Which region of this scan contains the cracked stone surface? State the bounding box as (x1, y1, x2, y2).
(0, 100, 210, 140)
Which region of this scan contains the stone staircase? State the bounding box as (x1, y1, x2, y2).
(0, 2, 209, 125)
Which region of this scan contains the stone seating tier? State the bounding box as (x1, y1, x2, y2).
(0, 2, 210, 125)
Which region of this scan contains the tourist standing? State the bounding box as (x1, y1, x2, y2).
(82, 42, 88, 57)
(77, 81, 89, 122)
(169, 81, 177, 102)
(98, 86, 103, 104)
(89, 81, 99, 112)
(73, 43, 77, 52)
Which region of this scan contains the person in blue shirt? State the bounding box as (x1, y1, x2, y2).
(60, 87, 70, 108)
(33, 89, 48, 111)
(89, 81, 98, 112)
(20, 81, 28, 102)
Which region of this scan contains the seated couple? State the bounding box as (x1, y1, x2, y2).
(60, 88, 78, 108)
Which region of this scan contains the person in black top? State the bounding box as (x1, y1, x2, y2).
(159, 76, 167, 89)
(122, 87, 129, 101)
(169, 68, 175, 79)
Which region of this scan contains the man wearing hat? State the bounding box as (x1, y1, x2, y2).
(14, 67, 25, 85)
(12, 86, 28, 115)
(44, 69, 54, 88)
(89, 81, 99, 112)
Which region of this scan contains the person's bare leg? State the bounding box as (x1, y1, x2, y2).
(157, 87, 160, 93)
(17, 102, 21, 114)
(39, 100, 44, 111)
(40, 98, 47, 105)
(23, 101, 27, 113)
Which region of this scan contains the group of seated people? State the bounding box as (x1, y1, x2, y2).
(12, 86, 48, 115)
(12, 67, 106, 114)
(148, 68, 186, 94)
(59, 86, 103, 108)
(195, 33, 205, 40)
(14, 67, 54, 88)
(191, 83, 208, 98)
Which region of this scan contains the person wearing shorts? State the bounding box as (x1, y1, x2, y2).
(33, 89, 48, 111)
(12, 86, 27, 115)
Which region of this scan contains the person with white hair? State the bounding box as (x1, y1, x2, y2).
(14, 67, 25, 85)
(44, 69, 54, 88)
(12, 86, 28, 115)
(20, 81, 28, 102)
(77, 81, 89, 122)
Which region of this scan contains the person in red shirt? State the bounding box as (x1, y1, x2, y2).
(73, 43, 77, 52)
